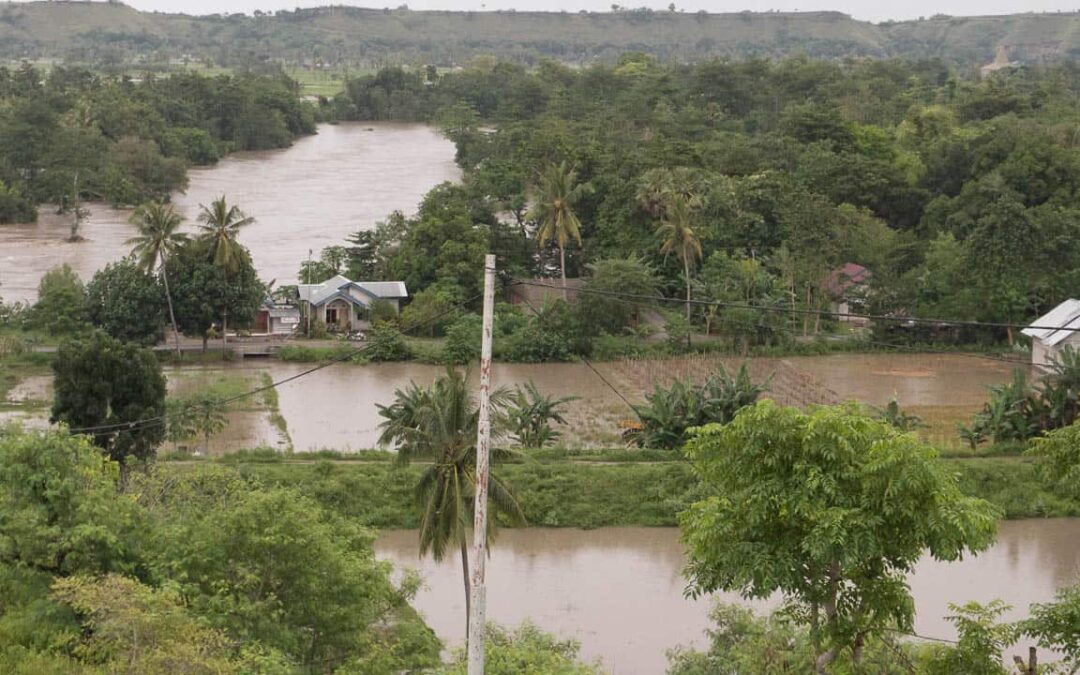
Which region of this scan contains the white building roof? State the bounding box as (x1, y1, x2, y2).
(297, 275, 408, 306)
(1022, 299, 1080, 347)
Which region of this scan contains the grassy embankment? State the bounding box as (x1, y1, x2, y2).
(157, 451, 1079, 530)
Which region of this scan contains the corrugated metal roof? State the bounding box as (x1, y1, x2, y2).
(1022, 298, 1080, 346)
(355, 281, 408, 298)
(268, 306, 300, 318)
(297, 276, 408, 306)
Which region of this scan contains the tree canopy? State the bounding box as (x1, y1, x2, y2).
(680, 401, 1000, 671)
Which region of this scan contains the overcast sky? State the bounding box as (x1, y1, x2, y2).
(13, 0, 1078, 24)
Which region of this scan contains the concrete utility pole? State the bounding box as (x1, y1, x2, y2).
(467, 253, 496, 675)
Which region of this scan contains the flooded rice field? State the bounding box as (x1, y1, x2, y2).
(1, 352, 1023, 453)
(0, 123, 459, 303)
(376, 519, 1080, 674)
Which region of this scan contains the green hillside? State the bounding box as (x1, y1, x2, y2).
(2, 2, 1079, 68)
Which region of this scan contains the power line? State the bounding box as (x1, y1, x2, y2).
(513, 280, 1069, 335)
(510, 287, 641, 417)
(65, 292, 483, 437)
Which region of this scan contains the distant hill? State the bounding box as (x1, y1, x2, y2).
(2, 2, 1079, 69)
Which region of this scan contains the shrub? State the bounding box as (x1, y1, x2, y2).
(633, 362, 769, 449)
(363, 325, 411, 362)
(505, 300, 590, 362)
(25, 265, 88, 335)
(442, 314, 482, 364)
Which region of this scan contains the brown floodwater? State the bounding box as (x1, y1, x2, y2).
(268, 360, 635, 451)
(786, 352, 1024, 407)
(3, 353, 1020, 452)
(0, 123, 459, 303)
(376, 519, 1080, 674)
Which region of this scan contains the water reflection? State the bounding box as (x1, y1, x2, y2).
(377, 520, 1080, 674)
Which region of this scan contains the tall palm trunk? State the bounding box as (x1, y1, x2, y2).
(683, 256, 692, 324)
(559, 244, 568, 301)
(461, 539, 471, 647)
(221, 271, 229, 355)
(160, 254, 181, 357)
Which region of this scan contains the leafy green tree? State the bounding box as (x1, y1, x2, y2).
(506, 381, 577, 448)
(50, 331, 167, 477)
(1023, 583, 1080, 671)
(127, 202, 188, 356)
(378, 186, 493, 299)
(443, 314, 483, 364)
(505, 299, 590, 362)
(26, 265, 88, 335)
(0, 179, 35, 223)
(197, 197, 256, 350)
(84, 259, 166, 347)
(0, 428, 135, 576)
(0, 428, 140, 670)
(399, 284, 463, 338)
(140, 476, 439, 671)
(576, 257, 659, 336)
(377, 367, 524, 640)
(1027, 421, 1080, 498)
(655, 194, 703, 323)
(681, 401, 1000, 672)
(919, 601, 1015, 675)
(530, 161, 593, 299)
(166, 393, 230, 454)
(167, 242, 265, 352)
(52, 574, 290, 674)
(103, 136, 187, 206)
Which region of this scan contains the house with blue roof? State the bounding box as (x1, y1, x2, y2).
(295, 274, 408, 331)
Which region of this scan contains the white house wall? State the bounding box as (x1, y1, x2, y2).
(1033, 332, 1080, 370)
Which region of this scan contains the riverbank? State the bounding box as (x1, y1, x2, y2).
(158, 453, 1080, 528)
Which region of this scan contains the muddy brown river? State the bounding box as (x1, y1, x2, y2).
(376, 519, 1080, 674)
(0, 123, 459, 303)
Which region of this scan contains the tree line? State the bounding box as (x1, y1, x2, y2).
(0, 64, 315, 225)
(321, 56, 1080, 348)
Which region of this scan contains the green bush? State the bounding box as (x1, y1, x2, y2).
(25, 265, 88, 335)
(442, 314, 482, 364)
(362, 325, 411, 362)
(633, 362, 770, 449)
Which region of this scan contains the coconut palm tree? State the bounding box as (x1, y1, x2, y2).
(127, 202, 188, 356)
(376, 367, 523, 644)
(529, 161, 593, 299)
(656, 194, 703, 324)
(196, 197, 255, 351)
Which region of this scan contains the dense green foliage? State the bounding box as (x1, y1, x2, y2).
(165, 239, 266, 349)
(0, 428, 441, 673)
(23, 265, 87, 335)
(164, 452, 1079, 529)
(50, 332, 166, 472)
(324, 58, 1080, 348)
(632, 363, 769, 449)
(0, 64, 314, 223)
(962, 347, 1080, 446)
(681, 402, 1000, 671)
(668, 596, 1080, 674)
(84, 259, 166, 346)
